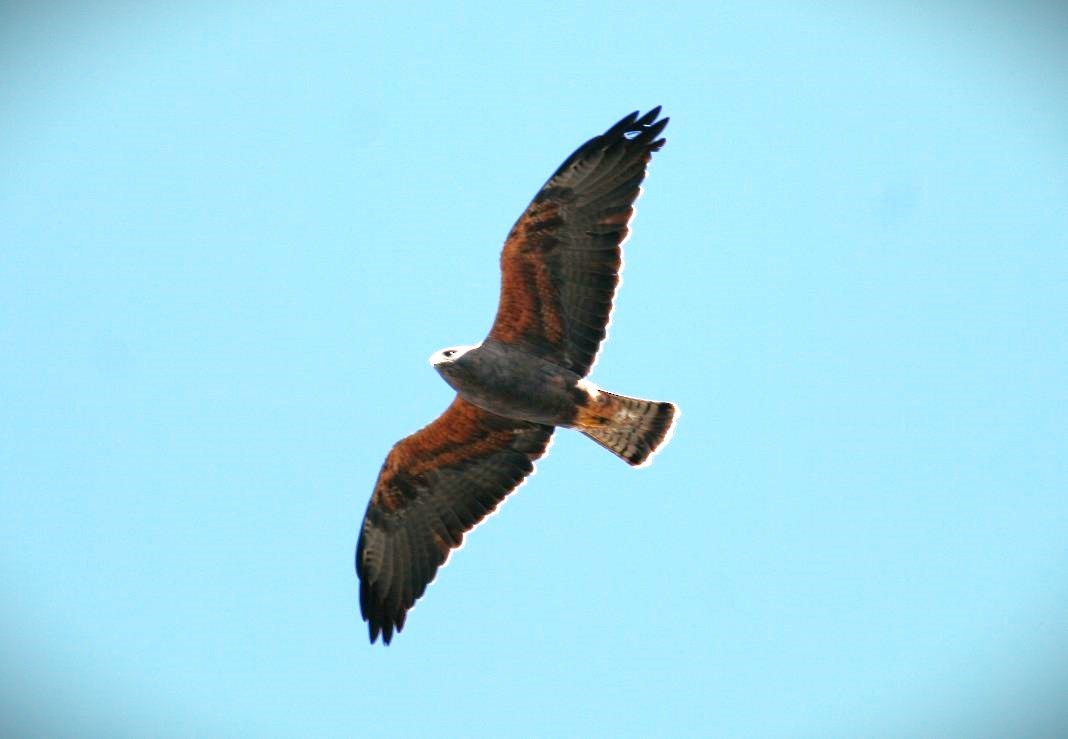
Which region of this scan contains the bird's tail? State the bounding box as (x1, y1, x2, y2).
(574, 387, 678, 467)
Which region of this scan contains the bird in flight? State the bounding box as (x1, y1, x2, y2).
(355, 107, 677, 644)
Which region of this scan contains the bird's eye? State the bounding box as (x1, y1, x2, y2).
(444, 350, 455, 358)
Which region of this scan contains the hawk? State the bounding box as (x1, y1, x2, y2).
(356, 107, 677, 644)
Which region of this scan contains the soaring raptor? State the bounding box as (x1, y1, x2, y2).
(356, 108, 677, 644)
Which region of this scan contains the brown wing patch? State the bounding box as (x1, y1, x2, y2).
(490, 198, 566, 350)
(372, 399, 523, 512)
(486, 108, 668, 376)
(356, 396, 554, 644)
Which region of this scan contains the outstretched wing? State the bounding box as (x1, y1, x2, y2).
(488, 107, 668, 377)
(355, 396, 553, 644)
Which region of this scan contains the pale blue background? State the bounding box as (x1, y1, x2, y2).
(3, 2, 1067, 737)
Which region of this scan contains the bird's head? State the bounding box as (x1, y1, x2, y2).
(429, 344, 478, 369)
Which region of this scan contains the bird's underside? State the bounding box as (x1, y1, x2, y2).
(355, 107, 677, 644)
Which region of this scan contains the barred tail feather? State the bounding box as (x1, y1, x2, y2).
(577, 390, 677, 467)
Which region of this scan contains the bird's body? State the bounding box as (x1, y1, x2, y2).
(434, 340, 582, 426)
(356, 107, 678, 644)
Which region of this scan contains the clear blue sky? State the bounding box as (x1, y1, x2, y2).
(3, 2, 1068, 737)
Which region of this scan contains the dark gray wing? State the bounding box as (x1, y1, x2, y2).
(488, 107, 668, 376)
(356, 396, 553, 644)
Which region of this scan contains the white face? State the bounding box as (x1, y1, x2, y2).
(428, 344, 478, 367)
